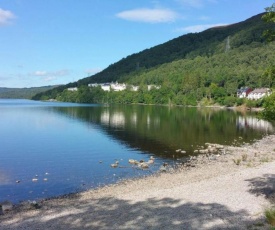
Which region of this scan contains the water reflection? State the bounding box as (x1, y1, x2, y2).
(237, 116, 274, 132)
(52, 105, 275, 157)
(1, 100, 274, 204)
(101, 111, 126, 128)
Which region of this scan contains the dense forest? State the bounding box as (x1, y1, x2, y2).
(32, 13, 275, 108)
(0, 86, 58, 99)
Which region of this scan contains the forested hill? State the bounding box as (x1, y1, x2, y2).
(0, 86, 58, 99)
(33, 12, 274, 101)
(80, 13, 268, 84)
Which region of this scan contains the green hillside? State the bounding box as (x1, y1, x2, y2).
(32, 13, 275, 106)
(0, 86, 58, 99)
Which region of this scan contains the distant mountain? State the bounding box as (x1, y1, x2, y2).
(32, 13, 274, 103)
(0, 86, 59, 99)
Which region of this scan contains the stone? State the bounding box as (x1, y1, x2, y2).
(110, 163, 118, 168)
(0, 201, 13, 213)
(139, 162, 149, 169)
(129, 159, 139, 164)
(159, 166, 167, 172)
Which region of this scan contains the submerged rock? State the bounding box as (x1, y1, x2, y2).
(0, 201, 13, 213)
(27, 200, 41, 209)
(139, 162, 149, 169)
(110, 163, 118, 168)
(129, 159, 139, 164)
(159, 165, 167, 172)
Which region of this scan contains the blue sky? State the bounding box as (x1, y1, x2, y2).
(0, 0, 274, 88)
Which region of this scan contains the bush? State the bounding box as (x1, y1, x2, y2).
(199, 97, 215, 106)
(245, 99, 257, 109)
(261, 93, 275, 121)
(265, 207, 275, 226)
(223, 96, 237, 107)
(236, 98, 244, 106)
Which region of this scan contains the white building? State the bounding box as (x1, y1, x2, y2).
(247, 88, 271, 100)
(148, 85, 161, 90)
(110, 82, 126, 91)
(67, 87, 78, 91)
(88, 83, 99, 87)
(237, 87, 252, 98)
(101, 84, 111, 91)
(131, 86, 139, 91)
(88, 82, 161, 92)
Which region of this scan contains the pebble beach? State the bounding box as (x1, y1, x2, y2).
(1, 134, 275, 229)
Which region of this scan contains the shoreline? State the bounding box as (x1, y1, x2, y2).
(1, 134, 275, 229)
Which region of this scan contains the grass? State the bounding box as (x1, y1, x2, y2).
(265, 207, 275, 226)
(261, 157, 269, 163)
(233, 158, 241, 165)
(242, 153, 248, 161)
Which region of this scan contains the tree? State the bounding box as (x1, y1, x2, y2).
(261, 93, 275, 121)
(261, 66, 275, 88)
(261, 3, 275, 120)
(262, 3, 275, 42)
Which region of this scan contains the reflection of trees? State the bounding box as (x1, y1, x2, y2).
(51, 105, 273, 157)
(0, 197, 260, 229)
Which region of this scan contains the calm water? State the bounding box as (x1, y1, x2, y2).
(0, 99, 274, 203)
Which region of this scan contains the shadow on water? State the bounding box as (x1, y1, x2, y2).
(0, 196, 264, 229)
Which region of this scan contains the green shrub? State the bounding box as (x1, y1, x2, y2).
(245, 99, 257, 109)
(223, 96, 237, 107)
(236, 98, 244, 106)
(265, 207, 275, 226)
(233, 158, 241, 165)
(260, 93, 275, 121)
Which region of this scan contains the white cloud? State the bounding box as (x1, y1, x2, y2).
(176, 0, 218, 8)
(44, 76, 55, 82)
(116, 8, 178, 23)
(33, 71, 48, 76)
(0, 8, 15, 26)
(31, 69, 70, 77)
(176, 0, 204, 8)
(85, 68, 102, 75)
(199, 16, 210, 21)
(177, 23, 227, 33)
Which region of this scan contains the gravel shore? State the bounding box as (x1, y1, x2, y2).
(1, 135, 275, 229)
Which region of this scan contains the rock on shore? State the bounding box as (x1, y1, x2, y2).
(1, 135, 275, 229)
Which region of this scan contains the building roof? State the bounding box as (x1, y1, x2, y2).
(250, 88, 270, 94)
(237, 87, 251, 93)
